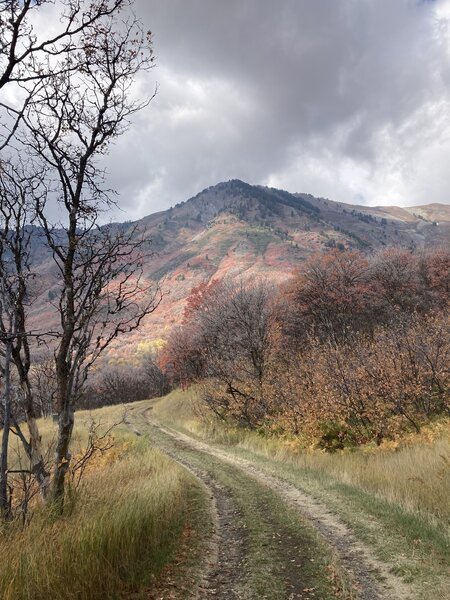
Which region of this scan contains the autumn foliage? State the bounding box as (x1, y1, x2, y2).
(161, 248, 450, 449)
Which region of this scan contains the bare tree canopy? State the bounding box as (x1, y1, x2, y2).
(0, 0, 159, 505)
(0, 0, 148, 150)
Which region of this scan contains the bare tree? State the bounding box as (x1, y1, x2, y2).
(172, 279, 276, 428)
(0, 0, 133, 150)
(143, 353, 171, 398)
(1, 1, 158, 503)
(0, 157, 52, 504)
(0, 325, 13, 518)
(31, 356, 57, 418)
(22, 7, 157, 502)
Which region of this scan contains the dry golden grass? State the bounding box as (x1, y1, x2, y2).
(0, 406, 196, 600)
(293, 430, 450, 524)
(151, 389, 450, 525)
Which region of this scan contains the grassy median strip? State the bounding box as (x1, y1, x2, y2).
(138, 413, 353, 600)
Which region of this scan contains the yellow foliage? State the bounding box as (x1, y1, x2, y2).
(136, 338, 166, 355)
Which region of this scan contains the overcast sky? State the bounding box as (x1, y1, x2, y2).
(104, 0, 450, 220)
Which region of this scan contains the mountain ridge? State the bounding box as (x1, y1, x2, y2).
(29, 179, 450, 363)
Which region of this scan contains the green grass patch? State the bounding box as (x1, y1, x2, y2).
(245, 228, 275, 255)
(150, 252, 196, 280)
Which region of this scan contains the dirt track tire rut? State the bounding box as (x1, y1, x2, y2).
(153, 439, 247, 599)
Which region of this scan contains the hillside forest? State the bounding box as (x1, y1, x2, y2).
(161, 247, 450, 449)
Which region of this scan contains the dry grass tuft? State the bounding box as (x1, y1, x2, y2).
(0, 409, 194, 600)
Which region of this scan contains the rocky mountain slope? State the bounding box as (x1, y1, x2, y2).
(30, 179, 450, 362)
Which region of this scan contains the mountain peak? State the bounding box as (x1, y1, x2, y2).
(180, 179, 321, 225)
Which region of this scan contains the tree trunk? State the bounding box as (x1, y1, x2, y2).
(9, 350, 51, 499)
(50, 406, 74, 503)
(0, 339, 12, 519)
(25, 407, 50, 499)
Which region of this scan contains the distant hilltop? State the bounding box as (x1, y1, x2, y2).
(32, 179, 450, 360)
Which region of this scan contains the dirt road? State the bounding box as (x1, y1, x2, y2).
(129, 406, 412, 600)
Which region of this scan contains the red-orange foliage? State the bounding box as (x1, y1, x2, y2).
(420, 248, 450, 306)
(370, 248, 424, 312)
(158, 324, 205, 389)
(182, 279, 221, 323)
(283, 250, 373, 339)
(281, 247, 449, 346)
(162, 247, 450, 447)
(271, 313, 449, 446)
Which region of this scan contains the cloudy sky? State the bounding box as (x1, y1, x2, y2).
(104, 0, 450, 220)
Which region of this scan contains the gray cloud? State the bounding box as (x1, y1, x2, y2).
(103, 0, 450, 219)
